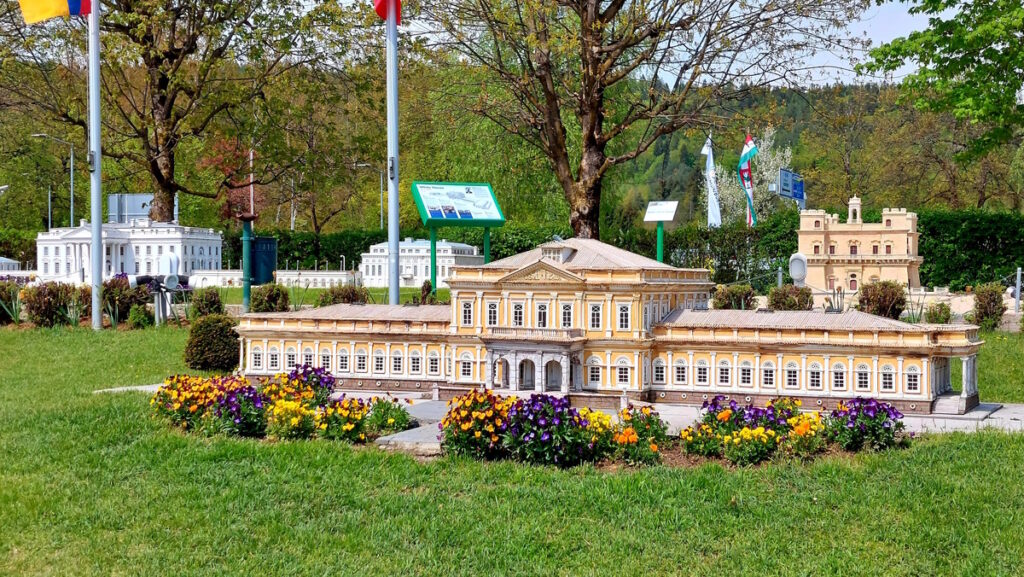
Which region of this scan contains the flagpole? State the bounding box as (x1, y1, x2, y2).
(88, 0, 103, 330)
(385, 0, 400, 305)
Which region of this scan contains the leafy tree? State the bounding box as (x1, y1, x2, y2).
(863, 0, 1024, 159)
(424, 0, 869, 238)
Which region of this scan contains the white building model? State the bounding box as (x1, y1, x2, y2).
(36, 219, 223, 283)
(359, 237, 483, 289)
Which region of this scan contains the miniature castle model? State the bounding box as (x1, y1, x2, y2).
(36, 219, 223, 283)
(236, 238, 982, 414)
(798, 196, 923, 292)
(359, 237, 483, 289)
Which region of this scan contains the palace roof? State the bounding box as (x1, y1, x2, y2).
(660, 309, 928, 333)
(246, 303, 451, 323)
(480, 238, 676, 271)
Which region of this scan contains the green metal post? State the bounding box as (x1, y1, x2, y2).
(483, 227, 491, 264)
(241, 217, 254, 313)
(430, 226, 437, 295)
(656, 221, 665, 263)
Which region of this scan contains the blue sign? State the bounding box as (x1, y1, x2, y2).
(779, 168, 805, 209)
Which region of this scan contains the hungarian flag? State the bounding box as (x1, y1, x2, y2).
(17, 0, 89, 23)
(737, 134, 759, 227)
(373, 0, 401, 25)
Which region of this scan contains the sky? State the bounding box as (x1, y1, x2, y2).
(817, 2, 936, 83)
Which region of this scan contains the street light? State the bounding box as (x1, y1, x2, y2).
(353, 162, 385, 230)
(32, 134, 75, 226)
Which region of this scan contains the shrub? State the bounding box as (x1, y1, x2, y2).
(924, 302, 952, 324)
(440, 389, 515, 459)
(267, 399, 319, 439)
(150, 375, 250, 430)
(190, 287, 224, 318)
(712, 284, 756, 310)
(184, 314, 239, 371)
(972, 282, 1006, 330)
(767, 284, 813, 311)
(127, 304, 154, 329)
(319, 397, 370, 442)
(214, 385, 267, 437)
(102, 274, 150, 324)
(857, 280, 907, 319)
(251, 283, 290, 313)
(316, 284, 369, 307)
(825, 398, 908, 451)
(615, 405, 669, 465)
(502, 394, 593, 467)
(0, 280, 21, 324)
(364, 397, 413, 436)
(21, 282, 87, 327)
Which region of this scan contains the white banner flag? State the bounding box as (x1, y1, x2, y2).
(701, 135, 721, 228)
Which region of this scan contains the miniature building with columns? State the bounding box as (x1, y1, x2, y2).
(798, 196, 922, 292)
(236, 238, 982, 414)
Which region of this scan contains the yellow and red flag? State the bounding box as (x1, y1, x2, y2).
(373, 0, 400, 25)
(18, 0, 90, 24)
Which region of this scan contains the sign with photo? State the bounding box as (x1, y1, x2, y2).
(412, 182, 506, 228)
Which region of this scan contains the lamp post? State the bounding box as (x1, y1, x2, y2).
(353, 163, 385, 230)
(32, 134, 74, 226)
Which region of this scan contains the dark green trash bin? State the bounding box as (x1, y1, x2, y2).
(252, 237, 277, 285)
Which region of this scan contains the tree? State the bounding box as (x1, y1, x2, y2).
(699, 127, 792, 225)
(862, 0, 1024, 159)
(424, 0, 869, 238)
(0, 0, 360, 221)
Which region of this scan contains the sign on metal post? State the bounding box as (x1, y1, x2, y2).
(644, 201, 678, 263)
(778, 168, 805, 210)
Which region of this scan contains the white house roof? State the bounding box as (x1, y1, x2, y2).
(482, 238, 675, 271)
(368, 238, 477, 250)
(0, 256, 18, 264)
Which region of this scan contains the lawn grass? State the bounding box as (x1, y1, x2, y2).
(952, 331, 1024, 403)
(2, 328, 1024, 576)
(217, 286, 450, 305)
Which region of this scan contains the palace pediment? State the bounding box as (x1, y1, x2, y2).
(496, 259, 585, 286)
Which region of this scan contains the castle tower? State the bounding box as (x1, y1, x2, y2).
(848, 196, 862, 224)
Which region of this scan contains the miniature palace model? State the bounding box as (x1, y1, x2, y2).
(236, 238, 983, 414)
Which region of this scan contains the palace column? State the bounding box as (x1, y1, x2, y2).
(509, 352, 519, 391)
(560, 354, 570, 394)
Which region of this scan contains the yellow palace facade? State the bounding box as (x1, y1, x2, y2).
(235, 239, 983, 414)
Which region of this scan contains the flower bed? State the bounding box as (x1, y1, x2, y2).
(150, 365, 414, 443)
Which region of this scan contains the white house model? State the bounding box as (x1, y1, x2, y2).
(359, 237, 483, 289)
(36, 219, 223, 283)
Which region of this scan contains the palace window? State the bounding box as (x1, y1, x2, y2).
(850, 244, 858, 256)
(762, 362, 775, 388)
(487, 303, 498, 326)
(512, 303, 524, 327)
(355, 349, 368, 373)
(285, 347, 297, 370)
(785, 362, 799, 389)
(268, 347, 280, 370)
(338, 350, 350, 372)
(428, 353, 440, 375)
(832, 363, 846, 390)
(885, 218, 892, 227)
(460, 355, 473, 379)
(809, 363, 823, 389)
(373, 351, 386, 373)
(653, 360, 665, 384)
(873, 244, 880, 255)
(252, 347, 263, 370)
(618, 304, 630, 331)
(885, 244, 892, 255)
(696, 361, 709, 385)
(856, 364, 871, 391)
(589, 304, 602, 330)
(391, 351, 403, 374)
(43, 263, 49, 274)
(589, 365, 601, 385)
(813, 245, 820, 255)
(849, 274, 858, 292)
(718, 360, 731, 385)
(829, 245, 835, 255)
(561, 304, 573, 328)
(410, 352, 422, 374)
(536, 303, 548, 328)
(320, 350, 331, 371)
(905, 366, 920, 393)
(740, 362, 753, 386)
(674, 361, 688, 385)
(461, 301, 473, 326)
(617, 366, 630, 385)
(814, 220, 821, 228)
(881, 365, 895, 392)
(303, 348, 314, 368)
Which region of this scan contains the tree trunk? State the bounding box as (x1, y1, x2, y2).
(567, 176, 601, 239)
(150, 183, 176, 222)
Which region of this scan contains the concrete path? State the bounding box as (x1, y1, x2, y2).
(93, 384, 162, 394)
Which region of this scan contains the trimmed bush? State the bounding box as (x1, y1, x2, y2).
(316, 284, 369, 307)
(0, 281, 20, 324)
(712, 284, 756, 310)
(972, 282, 1006, 330)
(857, 281, 907, 319)
(924, 302, 952, 324)
(184, 314, 239, 371)
(251, 284, 290, 313)
(102, 274, 150, 324)
(767, 284, 813, 311)
(127, 304, 153, 329)
(190, 287, 225, 318)
(21, 282, 89, 327)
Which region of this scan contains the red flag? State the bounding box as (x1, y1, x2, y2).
(373, 0, 401, 25)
